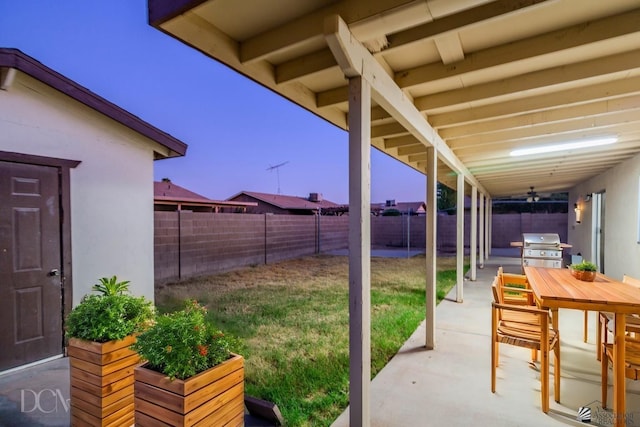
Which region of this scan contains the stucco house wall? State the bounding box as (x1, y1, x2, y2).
(568, 152, 640, 280)
(0, 50, 186, 305)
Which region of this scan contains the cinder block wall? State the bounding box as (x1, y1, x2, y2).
(318, 216, 349, 252)
(266, 215, 316, 264)
(435, 213, 471, 252)
(154, 212, 341, 284)
(154, 211, 567, 284)
(154, 212, 180, 282)
(490, 213, 568, 247)
(370, 216, 427, 248)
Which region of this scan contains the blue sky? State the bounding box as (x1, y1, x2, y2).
(0, 0, 427, 204)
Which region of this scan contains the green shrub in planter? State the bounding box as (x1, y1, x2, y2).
(570, 260, 597, 272)
(131, 299, 240, 380)
(65, 276, 154, 343)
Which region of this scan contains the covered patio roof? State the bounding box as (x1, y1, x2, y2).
(146, 1, 640, 425)
(149, 0, 640, 197)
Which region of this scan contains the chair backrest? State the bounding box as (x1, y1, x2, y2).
(491, 278, 505, 322)
(497, 266, 529, 288)
(623, 274, 640, 289)
(491, 277, 503, 304)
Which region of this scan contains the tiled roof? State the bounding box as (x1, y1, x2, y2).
(373, 201, 426, 211)
(395, 202, 426, 213)
(229, 191, 340, 210)
(154, 181, 257, 207)
(154, 180, 209, 201)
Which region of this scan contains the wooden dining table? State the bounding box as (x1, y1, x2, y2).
(524, 266, 640, 427)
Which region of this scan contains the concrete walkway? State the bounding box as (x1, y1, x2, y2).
(2, 251, 640, 426)
(332, 253, 640, 427)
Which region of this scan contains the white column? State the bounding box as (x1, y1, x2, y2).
(348, 76, 371, 427)
(485, 197, 491, 258)
(426, 147, 437, 349)
(456, 173, 464, 303)
(470, 186, 477, 281)
(479, 193, 485, 269)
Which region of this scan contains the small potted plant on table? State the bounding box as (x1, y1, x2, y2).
(569, 260, 598, 282)
(132, 299, 244, 427)
(65, 276, 154, 426)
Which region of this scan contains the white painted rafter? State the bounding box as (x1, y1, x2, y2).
(324, 14, 486, 193)
(0, 67, 16, 90)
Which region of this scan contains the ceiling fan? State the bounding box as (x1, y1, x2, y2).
(526, 186, 540, 203)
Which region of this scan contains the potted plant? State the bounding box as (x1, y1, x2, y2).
(132, 299, 244, 426)
(569, 260, 598, 282)
(66, 276, 154, 426)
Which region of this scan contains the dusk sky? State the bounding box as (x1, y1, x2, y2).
(0, 0, 427, 204)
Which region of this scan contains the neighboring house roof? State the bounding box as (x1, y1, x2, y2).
(396, 202, 426, 214)
(372, 201, 426, 214)
(228, 191, 340, 211)
(154, 180, 256, 209)
(155, 180, 210, 201)
(0, 48, 187, 158)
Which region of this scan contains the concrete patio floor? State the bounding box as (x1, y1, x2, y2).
(333, 251, 640, 427)
(1, 250, 640, 426)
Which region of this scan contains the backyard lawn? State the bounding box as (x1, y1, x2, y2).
(155, 254, 466, 426)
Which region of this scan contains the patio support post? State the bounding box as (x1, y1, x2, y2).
(490, 200, 493, 255)
(347, 75, 371, 427)
(485, 197, 491, 258)
(470, 186, 478, 281)
(456, 173, 464, 302)
(426, 147, 437, 349)
(479, 193, 485, 269)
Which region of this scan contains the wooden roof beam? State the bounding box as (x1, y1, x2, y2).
(414, 49, 640, 112)
(241, 0, 430, 64)
(430, 76, 640, 128)
(439, 94, 640, 139)
(277, 0, 548, 84)
(384, 134, 419, 149)
(314, 48, 640, 110)
(324, 14, 487, 193)
(397, 9, 640, 89)
(386, 0, 548, 49)
(448, 112, 640, 149)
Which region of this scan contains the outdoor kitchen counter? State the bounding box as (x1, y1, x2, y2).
(524, 266, 640, 427)
(510, 241, 572, 248)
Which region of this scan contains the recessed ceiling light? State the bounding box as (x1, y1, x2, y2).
(510, 137, 617, 157)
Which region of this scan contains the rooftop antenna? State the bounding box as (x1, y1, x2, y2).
(266, 161, 289, 194)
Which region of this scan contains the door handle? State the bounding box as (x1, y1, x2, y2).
(48, 269, 60, 277)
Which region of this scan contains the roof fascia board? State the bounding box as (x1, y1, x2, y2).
(148, 0, 208, 26)
(323, 16, 487, 195)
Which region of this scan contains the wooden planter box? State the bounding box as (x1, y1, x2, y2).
(134, 353, 244, 427)
(68, 335, 141, 426)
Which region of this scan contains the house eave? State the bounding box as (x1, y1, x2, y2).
(0, 48, 188, 159)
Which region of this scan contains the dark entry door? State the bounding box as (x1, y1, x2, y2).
(0, 161, 62, 371)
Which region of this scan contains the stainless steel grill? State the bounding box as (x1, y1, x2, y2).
(522, 233, 563, 268)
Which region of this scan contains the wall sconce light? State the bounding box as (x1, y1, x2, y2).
(574, 203, 582, 224)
